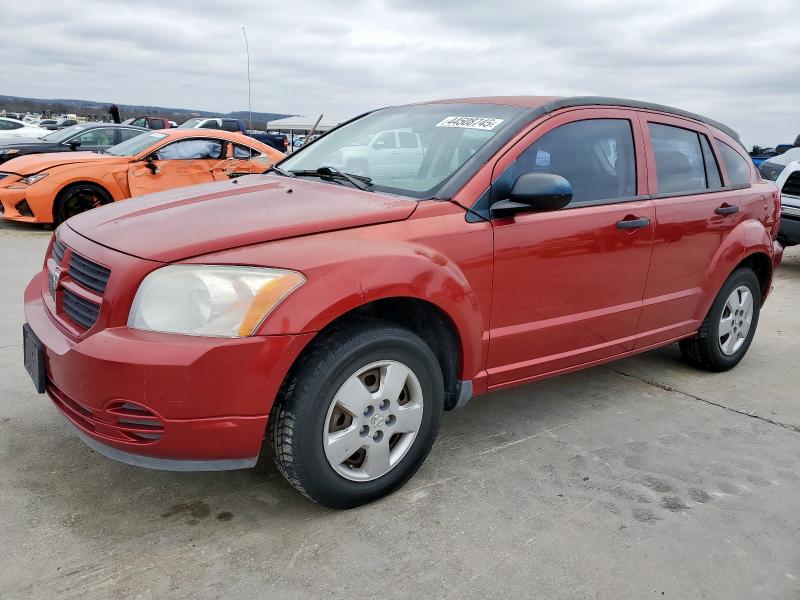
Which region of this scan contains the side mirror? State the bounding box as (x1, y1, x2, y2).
(67, 141, 81, 150)
(145, 154, 159, 175)
(491, 173, 573, 217)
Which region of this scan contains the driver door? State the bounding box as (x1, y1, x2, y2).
(127, 137, 226, 197)
(487, 109, 655, 386)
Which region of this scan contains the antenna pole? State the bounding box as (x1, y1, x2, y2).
(242, 26, 252, 133)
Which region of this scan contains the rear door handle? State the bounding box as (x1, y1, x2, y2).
(715, 204, 739, 216)
(616, 217, 651, 229)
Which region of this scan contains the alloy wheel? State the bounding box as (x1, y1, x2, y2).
(718, 284, 753, 356)
(323, 360, 424, 482)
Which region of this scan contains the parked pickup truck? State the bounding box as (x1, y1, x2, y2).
(179, 117, 288, 153)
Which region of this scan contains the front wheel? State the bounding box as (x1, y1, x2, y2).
(268, 322, 444, 508)
(679, 268, 761, 371)
(53, 184, 111, 225)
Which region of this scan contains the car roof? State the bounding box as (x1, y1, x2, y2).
(153, 128, 265, 145)
(66, 122, 147, 129)
(423, 95, 741, 143)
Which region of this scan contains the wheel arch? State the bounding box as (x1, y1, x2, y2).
(282, 296, 466, 411)
(52, 180, 115, 224)
(700, 219, 776, 317)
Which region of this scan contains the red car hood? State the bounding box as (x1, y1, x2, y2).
(67, 175, 418, 262)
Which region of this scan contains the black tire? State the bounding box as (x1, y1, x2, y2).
(679, 268, 761, 372)
(53, 183, 112, 225)
(268, 322, 444, 508)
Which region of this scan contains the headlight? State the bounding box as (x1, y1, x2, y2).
(18, 173, 48, 185)
(128, 265, 305, 337)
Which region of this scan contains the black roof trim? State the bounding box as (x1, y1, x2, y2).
(535, 96, 742, 146)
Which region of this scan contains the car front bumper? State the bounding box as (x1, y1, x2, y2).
(24, 272, 314, 470)
(779, 204, 800, 245)
(0, 187, 37, 222)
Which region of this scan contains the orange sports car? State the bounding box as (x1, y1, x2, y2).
(0, 129, 284, 225)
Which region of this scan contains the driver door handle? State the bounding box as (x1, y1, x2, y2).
(616, 217, 651, 230)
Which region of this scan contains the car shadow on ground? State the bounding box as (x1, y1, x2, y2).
(16, 343, 699, 537)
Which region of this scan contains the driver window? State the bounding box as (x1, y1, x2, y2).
(155, 139, 224, 160)
(373, 132, 396, 150)
(131, 118, 147, 127)
(516, 119, 636, 204)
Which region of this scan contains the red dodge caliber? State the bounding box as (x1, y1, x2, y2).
(23, 97, 782, 508)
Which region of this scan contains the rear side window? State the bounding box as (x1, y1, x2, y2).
(648, 123, 707, 193)
(516, 119, 636, 204)
(699, 135, 722, 188)
(201, 120, 221, 130)
(118, 128, 143, 142)
(221, 120, 240, 132)
(232, 143, 260, 159)
(717, 141, 751, 186)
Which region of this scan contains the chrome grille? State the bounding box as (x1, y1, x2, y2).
(62, 288, 101, 329)
(68, 252, 111, 294)
(52, 238, 66, 264)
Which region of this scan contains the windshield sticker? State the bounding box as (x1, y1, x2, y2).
(435, 116, 504, 131)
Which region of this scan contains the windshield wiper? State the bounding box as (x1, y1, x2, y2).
(266, 165, 296, 178)
(290, 166, 373, 191)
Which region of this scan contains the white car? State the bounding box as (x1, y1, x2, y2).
(0, 117, 50, 139)
(331, 129, 424, 179)
(758, 147, 800, 247)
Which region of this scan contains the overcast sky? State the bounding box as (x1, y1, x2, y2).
(3, 0, 798, 147)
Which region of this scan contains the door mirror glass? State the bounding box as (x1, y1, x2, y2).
(491, 173, 572, 216)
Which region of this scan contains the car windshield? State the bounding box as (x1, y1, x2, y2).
(105, 132, 166, 156)
(42, 124, 88, 143)
(279, 103, 527, 198)
(178, 118, 203, 129)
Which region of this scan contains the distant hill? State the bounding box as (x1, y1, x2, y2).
(0, 94, 293, 129)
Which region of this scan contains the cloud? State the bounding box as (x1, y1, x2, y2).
(2, 0, 798, 146)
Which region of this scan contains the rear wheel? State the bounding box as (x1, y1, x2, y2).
(268, 322, 444, 508)
(679, 268, 761, 371)
(54, 184, 111, 225)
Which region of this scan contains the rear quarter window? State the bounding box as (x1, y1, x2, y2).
(716, 140, 752, 186)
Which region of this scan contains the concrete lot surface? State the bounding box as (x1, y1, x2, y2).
(1, 220, 798, 600)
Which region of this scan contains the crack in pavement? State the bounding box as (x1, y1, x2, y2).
(606, 367, 800, 435)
